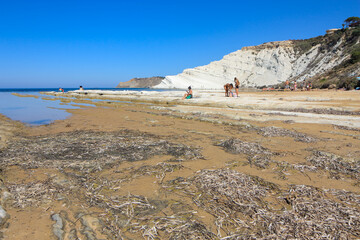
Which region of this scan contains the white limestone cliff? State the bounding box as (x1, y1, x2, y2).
(153, 36, 350, 89)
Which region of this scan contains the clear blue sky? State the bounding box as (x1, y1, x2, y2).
(0, 0, 359, 88)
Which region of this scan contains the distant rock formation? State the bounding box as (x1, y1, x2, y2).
(116, 77, 164, 88)
(153, 28, 360, 89)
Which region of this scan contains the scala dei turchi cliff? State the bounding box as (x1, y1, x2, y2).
(152, 28, 360, 89)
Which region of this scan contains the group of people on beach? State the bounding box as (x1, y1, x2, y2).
(182, 77, 240, 100)
(285, 80, 312, 91)
(224, 77, 240, 97)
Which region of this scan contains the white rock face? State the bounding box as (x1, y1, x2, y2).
(154, 37, 349, 89)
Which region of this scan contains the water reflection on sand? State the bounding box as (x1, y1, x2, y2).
(0, 92, 95, 125)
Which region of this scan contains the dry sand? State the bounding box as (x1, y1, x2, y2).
(0, 90, 359, 239)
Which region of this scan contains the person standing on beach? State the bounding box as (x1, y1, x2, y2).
(234, 77, 240, 97)
(285, 80, 290, 90)
(224, 83, 230, 97)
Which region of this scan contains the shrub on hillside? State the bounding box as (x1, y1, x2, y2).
(352, 28, 360, 37)
(312, 78, 337, 89)
(337, 77, 359, 90)
(350, 45, 360, 64)
(326, 30, 343, 47)
(294, 36, 323, 53)
(320, 83, 330, 89)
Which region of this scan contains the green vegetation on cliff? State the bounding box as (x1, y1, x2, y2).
(291, 18, 360, 90)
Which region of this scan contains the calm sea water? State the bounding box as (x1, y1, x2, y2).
(0, 88, 166, 125)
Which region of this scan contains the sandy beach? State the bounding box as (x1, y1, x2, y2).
(0, 90, 359, 239)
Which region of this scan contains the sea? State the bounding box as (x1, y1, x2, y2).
(0, 88, 167, 125)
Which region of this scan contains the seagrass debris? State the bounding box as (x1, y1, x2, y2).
(218, 138, 273, 169)
(279, 107, 360, 116)
(219, 138, 359, 181)
(149, 103, 360, 116)
(6, 177, 71, 208)
(129, 162, 184, 182)
(324, 189, 360, 206)
(0, 115, 24, 151)
(146, 106, 318, 143)
(0, 129, 211, 239)
(4, 172, 211, 238)
(219, 138, 272, 156)
(320, 129, 360, 140)
(84, 190, 215, 240)
(140, 218, 217, 240)
(0, 179, 10, 239)
(0, 130, 203, 172)
(333, 124, 360, 132)
(4, 161, 360, 239)
(288, 151, 359, 180)
(220, 137, 294, 174)
(306, 151, 360, 180)
(162, 168, 360, 239)
(256, 126, 317, 143)
(8, 160, 183, 209)
(79, 165, 216, 239)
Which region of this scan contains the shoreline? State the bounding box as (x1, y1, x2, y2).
(41, 89, 360, 128)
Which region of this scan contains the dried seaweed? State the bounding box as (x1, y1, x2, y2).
(8, 181, 59, 208)
(219, 138, 271, 156)
(0, 129, 215, 239)
(1, 111, 359, 239)
(257, 126, 317, 142)
(0, 130, 202, 172)
(163, 169, 360, 239)
(325, 189, 360, 206)
(247, 155, 271, 169)
(130, 162, 184, 182)
(277, 185, 360, 239)
(219, 138, 272, 169)
(279, 107, 360, 116)
(92, 193, 214, 240)
(140, 215, 217, 240)
(307, 151, 360, 180)
(333, 125, 360, 132)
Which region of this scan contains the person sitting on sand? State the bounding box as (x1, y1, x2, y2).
(224, 83, 230, 97)
(182, 86, 193, 99)
(228, 84, 235, 97)
(79, 86, 84, 91)
(59, 88, 64, 92)
(234, 77, 240, 97)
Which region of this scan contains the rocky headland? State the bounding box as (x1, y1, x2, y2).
(116, 77, 164, 88)
(118, 27, 359, 89)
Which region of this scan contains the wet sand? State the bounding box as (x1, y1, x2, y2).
(0, 90, 359, 239)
